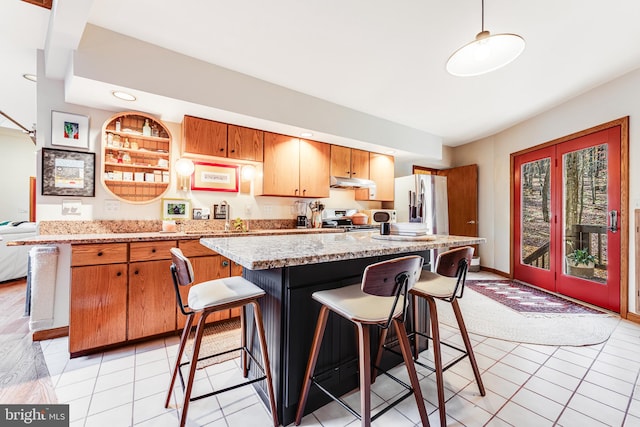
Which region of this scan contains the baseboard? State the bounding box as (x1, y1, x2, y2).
(32, 326, 68, 341)
(626, 312, 640, 324)
(479, 266, 511, 278)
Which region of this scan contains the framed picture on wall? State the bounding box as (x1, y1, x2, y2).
(51, 111, 90, 149)
(191, 162, 239, 192)
(41, 148, 95, 197)
(161, 198, 191, 220)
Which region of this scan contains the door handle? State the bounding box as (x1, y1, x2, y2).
(608, 210, 618, 233)
(467, 220, 476, 224)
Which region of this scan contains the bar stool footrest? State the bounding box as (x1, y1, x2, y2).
(309, 361, 416, 422)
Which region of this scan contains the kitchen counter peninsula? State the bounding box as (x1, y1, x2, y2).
(200, 232, 485, 425)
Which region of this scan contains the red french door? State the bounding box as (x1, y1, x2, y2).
(514, 127, 621, 312)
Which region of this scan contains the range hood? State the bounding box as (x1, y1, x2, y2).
(330, 176, 376, 189)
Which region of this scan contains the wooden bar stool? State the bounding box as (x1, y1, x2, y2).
(407, 246, 485, 427)
(294, 255, 430, 427)
(165, 248, 278, 427)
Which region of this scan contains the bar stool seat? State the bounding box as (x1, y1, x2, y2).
(166, 248, 278, 427)
(295, 255, 430, 427)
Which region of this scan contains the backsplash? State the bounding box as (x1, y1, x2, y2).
(38, 219, 297, 235)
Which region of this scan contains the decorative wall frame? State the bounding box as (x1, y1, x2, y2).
(41, 148, 95, 197)
(51, 111, 90, 149)
(191, 162, 239, 192)
(161, 198, 191, 220)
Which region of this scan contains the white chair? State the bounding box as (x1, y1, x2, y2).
(165, 248, 278, 427)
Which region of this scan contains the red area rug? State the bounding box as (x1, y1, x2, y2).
(465, 280, 604, 314)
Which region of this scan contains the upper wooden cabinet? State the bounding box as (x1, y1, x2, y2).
(101, 112, 172, 204)
(262, 132, 330, 197)
(182, 115, 227, 157)
(356, 152, 395, 202)
(228, 124, 264, 161)
(182, 116, 264, 162)
(330, 146, 370, 179)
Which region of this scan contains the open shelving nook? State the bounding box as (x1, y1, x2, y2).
(101, 112, 172, 203)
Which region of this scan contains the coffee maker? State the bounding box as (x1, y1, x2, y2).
(294, 201, 308, 228)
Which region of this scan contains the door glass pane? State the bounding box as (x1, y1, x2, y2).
(562, 144, 608, 282)
(521, 158, 551, 270)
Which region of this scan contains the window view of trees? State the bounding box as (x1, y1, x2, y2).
(521, 145, 608, 281)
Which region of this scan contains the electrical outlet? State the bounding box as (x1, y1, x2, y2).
(245, 204, 252, 216)
(105, 199, 120, 212)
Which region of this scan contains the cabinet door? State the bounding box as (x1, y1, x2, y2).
(228, 125, 264, 162)
(350, 149, 370, 179)
(330, 145, 351, 178)
(129, 260, 176, 339)
(356, 153, 394, 201)
(183, 115, 227, 157)
(70, 264, 127, 354)
(299, 139, 330, 198)
(263, 132, 300, 196)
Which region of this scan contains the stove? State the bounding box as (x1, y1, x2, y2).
(321, 208, 379, 232)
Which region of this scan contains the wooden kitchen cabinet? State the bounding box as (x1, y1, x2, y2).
(228, 124, 263, 161)
(356, 152, 395, 201)
(69, 243, 128, 355)
(262, 132, 330, 197)
(128, 259, 176, 340)
(330, 145, 369, 179)
(183, 115, 228, 157)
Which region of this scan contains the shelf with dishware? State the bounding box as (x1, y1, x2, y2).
(101, 112, 172, 203)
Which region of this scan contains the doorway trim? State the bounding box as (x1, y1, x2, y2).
(510, 116, 629, 318)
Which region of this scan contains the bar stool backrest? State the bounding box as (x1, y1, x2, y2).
(170, 247, 196, 315)
(434, 246, 474, 301)
(362, 255, 424, 329)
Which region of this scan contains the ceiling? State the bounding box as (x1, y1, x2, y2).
(4, 0, 640, 157)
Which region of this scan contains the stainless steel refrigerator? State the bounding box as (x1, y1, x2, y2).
(394, 174, 449, 234)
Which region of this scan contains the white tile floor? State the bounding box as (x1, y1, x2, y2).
(40, 272, 640, 426)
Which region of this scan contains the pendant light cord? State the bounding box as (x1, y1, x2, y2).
(481, 0, 485, 32)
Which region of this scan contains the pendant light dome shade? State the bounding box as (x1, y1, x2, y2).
(446, 1, 525, 77)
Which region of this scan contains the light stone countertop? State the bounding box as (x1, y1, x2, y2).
(200, 232, 486, 270)
(6, 228, 341, 246)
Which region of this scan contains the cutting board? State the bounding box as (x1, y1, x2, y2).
(371, 234, 437, 242)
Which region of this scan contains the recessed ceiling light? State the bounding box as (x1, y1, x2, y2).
(22, 73, 37, 82)
(112, 91, 136, 101)
(300, 132, 313, 138)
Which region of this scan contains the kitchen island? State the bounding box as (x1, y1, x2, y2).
(200, 231, 485, 425)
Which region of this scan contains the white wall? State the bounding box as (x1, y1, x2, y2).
(452, 66, 640, 313)
(0, 128, 36, 220)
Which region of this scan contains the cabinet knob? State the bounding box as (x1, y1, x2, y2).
(134, 270, 139, 275)
(220, 148, 224, 152)
(151, 249, 156, 253)
(116, 271, 122, 277)
(295, 189, 299, 195)
(231, 149, 235, 153)
(302, 189, 306, 195)
(97, 252, 103, 257)
(222, 260, 229, 267)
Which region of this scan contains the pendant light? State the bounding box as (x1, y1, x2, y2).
(446, 0, 525, 77)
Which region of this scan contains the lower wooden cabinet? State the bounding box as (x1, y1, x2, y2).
(129, 259, 176, 340)
(70, 264, 128, 354)
(69, 239, 242, 355)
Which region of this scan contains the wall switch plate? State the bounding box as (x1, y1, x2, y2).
(62, 199, 82, 215)
(104, 200, 120, 212)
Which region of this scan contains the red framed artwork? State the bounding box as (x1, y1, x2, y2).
(191, 162, 239, 192)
